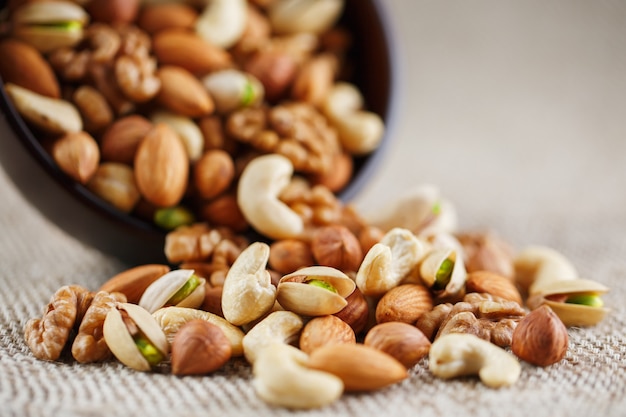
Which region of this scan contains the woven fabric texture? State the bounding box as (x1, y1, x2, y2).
(2, 1, 626, 416)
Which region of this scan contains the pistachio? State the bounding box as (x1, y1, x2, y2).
(153, 206, 195, 230)
(419, 242, 467, 299)
(138, 269, 206, 313)
(103, 303, 169, 371)
(277, 266, 355, 316)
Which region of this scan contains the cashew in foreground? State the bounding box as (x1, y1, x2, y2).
(513, 245, 578, 295)
(221, 242, 276, 326)
(237, 154, 304, 240)
(429, 333, 521, 388)
(242, 310, 303, 365)
(195, 0, 247, 49)
(252, 342, 344, 409)
(322, 82, 384, 155)
(356, 228, 427, 296)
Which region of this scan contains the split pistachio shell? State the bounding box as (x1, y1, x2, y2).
(152, 306, 245, 356)
(202, 69, 264, 114)
(221, 242, 276, 326)
(138, 269, 206, 313)
(11, 1, 89, 53)
(356, 228, 427, 296)
(5, 83, 83, 134)
(526, 279, 609, 326)
(103, 302, 169, 371)
(419, 246, 466, 299)
(514, 246, 578, 295)
(277, 266, 355, 316)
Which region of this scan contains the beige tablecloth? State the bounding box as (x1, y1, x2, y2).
(2, 1, 626, 416)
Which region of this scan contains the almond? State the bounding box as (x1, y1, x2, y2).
(0, 39, 60, 98)
(193, 149, 234, 199)
(156, 66, 214, 117)
(375, 283, 433, 324)
(138, 3, 198, 35)
(100, 115, 154, 165)
(87, 0, 139, 24)
(153, 29, 232, 75)
(307, 343, 408, 391)
(134, 123, 189, 207)
(99, 264, 170, 304)
(51, 131, 100, 184)
(466, 270, 523, 305)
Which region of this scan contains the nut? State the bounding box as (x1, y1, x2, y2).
(237, 154, 305, 240)
(195, 0, 247, 49)
(155, 66, 214, 117)
(171, 319, 232, 375)
(307, 343, 408, 391)
(242, 310, 304, 364)
(5, 82, 83, 135)
(268, 239, 315, 275)
(299, 315, 356, 355)
(51, 131, 100, 185)
(202, 69, 264, 114)
(152, 29, 232, 75)
(152, 306, 245, 356)
(429, 333, 521, 388)
(221, 242, 276, 326)
(252, 342, 344, 409)
(333, 287, 369, 334)
(134, 122, 189, 207)
(513, 245, 578, 295)
(100, 115, 153, 165)
(276, 266, 356, 316)
(0, 38, 60, 98)
(193, 150, 235, 200)
(151, 111, 204, 162)
(268, 0, 345, 35)
(465, 271, 522, 305)
(199, 193, 249, 232)
(103, 302, 169, 371)
(364, 322, 431, 368)
(72, 85, 113, 133)
(375, 283, 433, 324)
(419, 240, 467, 299)
(456, 231, 515, 278)
(356, 228, 427, 296)
(138, 3, 198, 35)
(311, 225, 363, 272)
(139, 269, 206, 313)
(86, 162, 141, 213)
(511, 305, 568, 367)
(244, 51, 298, 102)
(86, 0, 139, 24)
(99, 264, 170, 304)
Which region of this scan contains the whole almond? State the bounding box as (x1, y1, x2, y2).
(87, 0, 139, 24)
(171, 319, 232, 375)
(153, 29, 232, 75)
(156, 66, 214, 117)
(364, 322, 431, 368)
(138, 3, 198, 35)
(299, 315, 356, 355)
(100, 115, 154, 165)
(51, 131, 100, 184)
(375, 284, 433, 325)
(466, 270, 523, 305)
(193, 149, 235, 199)
(134, 123, 189, 207)
(307, 343, 408, 391)
(0, 39, 60, 98)
(99, 264, 170, 304)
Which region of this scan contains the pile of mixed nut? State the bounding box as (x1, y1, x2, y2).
(2, 0, 611, 411)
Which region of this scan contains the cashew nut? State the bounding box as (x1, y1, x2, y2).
(242, 310, 303, 364)
(151, 111, 204, 162)
(195, 0, 247, 49)
(236, 154, 304, 240)
(513, 245, 578, 295)
(363, 184, 458, 237)
(356, 228, 427, 296)
(322, 82, 384, 155)
(268, 0, 345, 35)
(221, 242, 276, 326)
(429, 333, 521, 388)
(252, 342, 344, 409)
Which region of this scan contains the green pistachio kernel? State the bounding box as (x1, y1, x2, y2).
(433, 258, 454, 291)
(134, 335, 165, 366)
(241, 79, 256, 107)
(306, 278, 337, 293)
(431, 200, 442, 215)
(154, 206, 195, 230)
(168, 275, 202, 305)
(38, 21, 83, 31)
(565, 294, 604, 308)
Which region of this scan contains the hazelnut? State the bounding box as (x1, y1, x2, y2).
(511, 305, 568, 367)
(299, 315, 356, 355)
(375, 284, 433, 325)
(269, 239, 315, 274)
(171, 319, 232, 375)
(311, 225, 363, 272)
(333, 287, 369, 334)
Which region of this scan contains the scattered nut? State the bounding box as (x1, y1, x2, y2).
(299, 315, 356, 355)
(171, 319, 232, 375)
(511, 305, 568, 367)
(364, 322, 431, 368)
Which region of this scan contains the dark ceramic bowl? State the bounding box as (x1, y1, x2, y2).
(0, 0, 398, 265)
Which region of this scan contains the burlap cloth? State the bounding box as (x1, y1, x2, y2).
(1, 1, 626, 416)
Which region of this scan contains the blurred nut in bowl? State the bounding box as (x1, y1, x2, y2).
(86, 162, 141, 213)
(0, 39, 60, 98)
